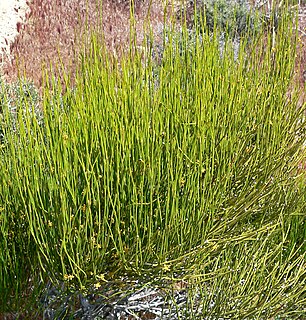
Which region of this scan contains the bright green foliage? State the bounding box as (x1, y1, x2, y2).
(0, 3, 305, 318)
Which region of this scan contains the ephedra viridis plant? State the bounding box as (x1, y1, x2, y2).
(0, 1, 305, 318)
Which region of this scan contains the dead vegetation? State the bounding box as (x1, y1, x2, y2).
(1, 0, 174, 89)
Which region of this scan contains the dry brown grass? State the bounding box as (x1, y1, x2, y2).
(1, 0, 177, 89)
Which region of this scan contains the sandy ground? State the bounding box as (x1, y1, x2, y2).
(0, 0, 29, 71)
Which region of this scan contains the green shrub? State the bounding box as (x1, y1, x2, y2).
(0, 4, 305, 318)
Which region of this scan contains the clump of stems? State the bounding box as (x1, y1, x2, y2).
(0, 1, 305, 318)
